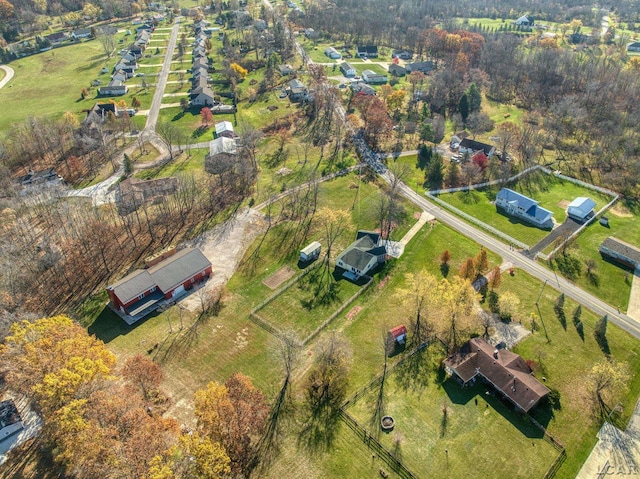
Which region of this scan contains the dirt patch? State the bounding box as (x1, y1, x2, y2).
(610, 204, 633, 218)
(378, 275, 390, 289)
(414, 211, 422, 220)
(346, 305, 362, 320)
(557, 199, 570, 209)
(263, 266, 296, 290)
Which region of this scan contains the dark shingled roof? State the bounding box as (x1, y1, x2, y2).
(444, 337, 550, 413)
(600, 237, 640, 267)
(337, 231, 382, 272)
(108, 248, 211, 303)
(0, 400, 21, 428)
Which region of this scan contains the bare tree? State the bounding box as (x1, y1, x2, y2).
(156, 121, 181, 160)
(98, 33, 117, 59)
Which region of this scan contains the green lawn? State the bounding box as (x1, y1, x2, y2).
(347, 346, 559, 479)
(353, 63, 388, 76)
(549, 200, 640, 311)
(498, 270, 640, 478)
(259, 271, 363, 341)
(132, 148, 208, 181)
(437, 171, 614, 247)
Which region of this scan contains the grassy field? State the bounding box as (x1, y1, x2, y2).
(132, 148, 208, 181)
(347, 346, 559, 479)
(437, 171, 614, 247)
(499, 270, 640, 478)
(259, 270, 363, 341)
(549, 200, 640, 311)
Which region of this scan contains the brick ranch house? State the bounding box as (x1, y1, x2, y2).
(107, 247, 212, 322)
(443, 337, 550, 413)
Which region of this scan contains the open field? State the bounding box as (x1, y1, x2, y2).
(348, 346, 559, 479)
(132, 148, 207, 181)
(437, 171, 613, 246)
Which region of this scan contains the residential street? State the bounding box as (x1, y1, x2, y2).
(145, 17, 181, 132)
(388, 174, 640, 339)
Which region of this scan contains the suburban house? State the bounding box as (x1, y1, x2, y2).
(405, 61, 434, 74)
(287, 78, 309, 102)
(190, 85, 216, 107)
(214, 121, 235, 138)
(362, 69, 387, 84)
(458, 138, 495, 157)
(0, 400, 23, 440)
(112, 70, 127, 82)
(45, 32, 69, 45)
(107, 247, 212, 321)
(599, 237, 640, 269)
(515, 15, 535, 27)
(388, 64, 406, 77)
(304, 28, 318, 39)
(495, 188, 554, 229)
(278, 64, 294, 75)
(324, 46, 342, 59)
(567, 197, 596, 222)
(71, 28, 93, 40)
(336, 231, 387, 279)
(628, 42, 640, 52)
(84, 102, 119, 123)
(340, 62, 356, 77)
(99, 79, 128, 96)
(299, 241, 321, 262)
(356, 45, 378, 58)
(391, 50, 413, 60)
(443, 337, 550, 413)
(18, 168, 61, 186)
(116, 177, 179, 215)
(386, 325, 407, 354)
(350, 82, 376, 95)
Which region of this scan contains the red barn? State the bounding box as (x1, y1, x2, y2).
(386, 325, 408, 354)
(107, 248, 212, 322)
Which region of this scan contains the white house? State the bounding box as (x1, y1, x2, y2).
(515, 15, 535, 27)
(362, 69, 387, 84)
(336, 231, 387, 279)
(340, 62, 356, 77)
(324, 47, 341, 59)
(458, 138, 495, 157)
(567, 197, 596, 222)
(495, 188, 554, 229)
(209, 137, 237, 157)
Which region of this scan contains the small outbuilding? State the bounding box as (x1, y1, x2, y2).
(567, 197, 596, 222)
(387, 325, 407, 353)
(599, 237, 640, 269)
(300, 241, 321, 262)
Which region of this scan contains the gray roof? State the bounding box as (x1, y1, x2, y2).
(108, 248, 211, 303)
(109, 269, 157, 305)
(336, 231, 383, 272)
(600, 237, 640, 266)
(149, 248, 211, 292)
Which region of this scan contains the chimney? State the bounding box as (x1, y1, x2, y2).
(493, 349, 499, 360)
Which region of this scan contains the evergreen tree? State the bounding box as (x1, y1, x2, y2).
(417, 144, 432, 169)
(467, 83, 482, 112)
(425, 153, 444, 189)
(123, 153, 133, 175)
(459, 93, 469, 123)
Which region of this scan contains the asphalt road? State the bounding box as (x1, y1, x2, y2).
(145, 18, 181, 132)
(387, 174, 640, 340)
(0, 65, 14, 90)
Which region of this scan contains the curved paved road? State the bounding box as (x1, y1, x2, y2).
(0, 65, 15, 90)
(145, 18, 181, 132)
(387, 173, 640, 340)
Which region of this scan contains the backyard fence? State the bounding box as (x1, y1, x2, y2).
(339, 410, 418, 479)
(302, 276, 373, 345)
(529, 413, 567, 479)
(429, 164, 543, 196)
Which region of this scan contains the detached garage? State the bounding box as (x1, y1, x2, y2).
(567, 197, 596, 222)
